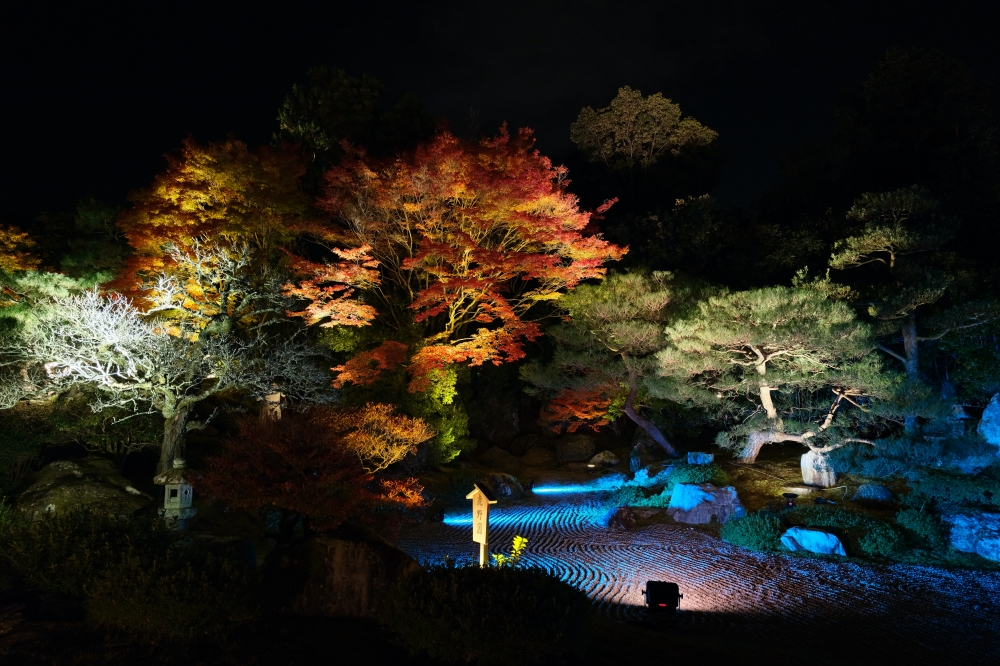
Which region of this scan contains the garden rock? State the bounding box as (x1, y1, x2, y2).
(483, 473, 525, 499)
(478, 446, 522, 472)
(262, 526, 420, 619)
(852, 484, 894, 503)
(520, 447, 557, 468)
(780, 527, 847, 556)
(944, 512, 1000, 562)
(606, 507, 637, 530)
(589, 450, 619, 467)
(801, 449, 837, 488)
(667, 483, 744, 525)
(509, 433, 548, 456)
(556, 433, 595, 463)
(17, 457, 152, 520)
(977, 393, 1000, 451)
(687, 451, 714, 465)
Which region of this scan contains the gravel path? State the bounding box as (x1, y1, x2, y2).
(398, 490, 1000, 661)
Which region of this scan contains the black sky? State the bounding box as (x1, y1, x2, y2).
(2, 0, 997, 226)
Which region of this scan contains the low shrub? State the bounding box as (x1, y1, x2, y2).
(895, 507, 947, 549)
(790, 505, 905, 558)
(906, 472, 1000, 508)
(383, 564, 592, 665)
(0, 509, 257, 639)
(664, 463, 729, 489)
(85, 549, 256, 639)
(0, 509, 176, 596)
(857, 523, 905, 557)
(720, 512, 784, 552)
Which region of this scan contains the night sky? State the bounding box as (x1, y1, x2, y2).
(3, 0, 997, 226)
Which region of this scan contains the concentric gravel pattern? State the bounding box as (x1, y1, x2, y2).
(398, 496, 1000, 660)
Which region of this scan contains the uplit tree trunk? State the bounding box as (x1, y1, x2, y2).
(158, 404, 191, 475)
(623, 385, 677, 457)
(901, 311, 920, 432)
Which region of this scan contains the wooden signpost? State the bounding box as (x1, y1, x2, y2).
(465, 483, 498, 566)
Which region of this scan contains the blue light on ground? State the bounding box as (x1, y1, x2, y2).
(532, 484, 606, 494)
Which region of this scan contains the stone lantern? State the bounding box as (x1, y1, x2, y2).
(153, 458, 197, 530)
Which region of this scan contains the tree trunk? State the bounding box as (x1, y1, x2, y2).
(901, 311, 919, 378)
(901, 311, 920, 432)
(158, 405, 191, 475)
(623, 386, 677, 457)
(741, 429, 813, 463)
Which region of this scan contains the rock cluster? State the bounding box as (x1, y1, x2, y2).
(17, 457, 151, 520)
(944, 512, 1000, 562)
(667, 483, 744, 525)
(555, 434, 595, 463)
(977, 393, 1000, 452)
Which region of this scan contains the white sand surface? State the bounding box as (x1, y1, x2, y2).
(398, 483, 1000, 660)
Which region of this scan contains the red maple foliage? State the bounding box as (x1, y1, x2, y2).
(315, 126, 626, 391)
(331, 340, 409, 388)
(200, 405, 429, 533)
(282, 244, 381, 328)
(540, 386, 617, 433)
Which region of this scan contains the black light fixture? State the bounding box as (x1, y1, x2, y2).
(641, 581, 683, 615)
(782, 492, 798, 508)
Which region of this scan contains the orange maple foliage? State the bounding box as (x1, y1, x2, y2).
(282, 244, 380, 328)
(540, 386, 617, 433)
(201, 405, 428, 533)
(331, 340, 408, 388)
(317, 127, 626, 391)
(0, 224, 39, 273)
(115, 137, 321, 296)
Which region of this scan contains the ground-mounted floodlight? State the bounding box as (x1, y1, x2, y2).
(642, 581, 683, 615)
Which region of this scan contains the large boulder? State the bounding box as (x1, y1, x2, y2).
(482, 473, 525, 500)
(509, 434, 548, 456)
(589, 450, 620, 467)
(687, 451, 714, 465)
(520, 447, 557, 469)
(478, 446, 522, 472)
(978, 394, 1000, 452)
(851, 483, 894, 503)
(17, 457, 152, 520)
(944, 512, 1000, 562)
(262, 527, 421, 619)
(555, 433, 596, 463)
(780, 527, 847, 556)
(801, 449, 837, 488)
(667, 483, 744, 525)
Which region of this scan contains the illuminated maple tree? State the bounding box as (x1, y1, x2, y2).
(115, 137, 320, 296)
(311, 126, 625, 392)
(0, 225, 38, 273)
(201, 405, 430, 532)
(521, 271, 684, 456)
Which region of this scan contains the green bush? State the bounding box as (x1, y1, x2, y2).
(665, 463, 729, 489)
(0, 510, 176, 596)
(790, 505, 906, 558)
(858, 523, 905, 557)
(895, 507, 947, 549)
(0, 509, 257, 639)
(85, 549, 256, 639)
(383, 564, 592, 665)
(720, 512, 784, 551)
(906, 472, 1000, 508)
